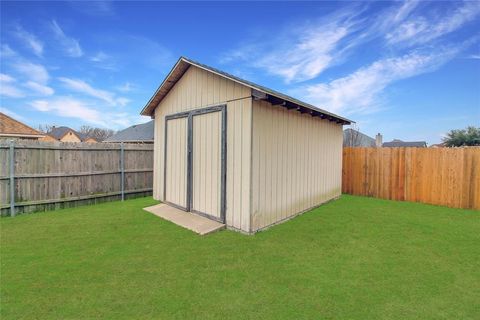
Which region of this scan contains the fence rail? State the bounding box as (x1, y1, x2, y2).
(0, 139, 154, 216)
(342, 147, 480, 210)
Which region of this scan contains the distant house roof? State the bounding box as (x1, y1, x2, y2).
(383, 139, 427, 147)
(104, 121, 154, 143)
(140, 56, 352, 125)
(47, 126, 95, 142)
(0, 112, 45, 139)
(343, 129, 376, 147)
(47, 126, 81, 140)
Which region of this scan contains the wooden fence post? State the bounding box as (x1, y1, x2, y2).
(0, 141, 153, 215)
(9, 139, 15, 217)
(120, 142, 125, 201)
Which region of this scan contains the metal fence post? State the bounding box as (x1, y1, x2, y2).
(120, 142, 125, 201)
(9, 139, 15, 217)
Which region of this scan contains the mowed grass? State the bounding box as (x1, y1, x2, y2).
(1, 195, 479, 319)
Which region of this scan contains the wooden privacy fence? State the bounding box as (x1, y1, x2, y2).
(0, 139, 153, 216)
(342, 147, 480, 210)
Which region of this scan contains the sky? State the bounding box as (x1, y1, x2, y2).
(1, 1, 479, 144)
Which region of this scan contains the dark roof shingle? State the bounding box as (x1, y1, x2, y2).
(104, 121, 154, 143)
(47, 127, 79, 140)
(47, 126, 93, 141)
(382, 139, 427, 147)
(343, 129, 376, 147)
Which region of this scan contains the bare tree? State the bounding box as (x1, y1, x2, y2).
(37, 124, 56, 133)
(79, 126, 116, 142)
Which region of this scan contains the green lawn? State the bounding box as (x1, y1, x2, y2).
(1, 195, 479, 319)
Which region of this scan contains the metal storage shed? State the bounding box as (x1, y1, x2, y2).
(141, 57, 352, 233)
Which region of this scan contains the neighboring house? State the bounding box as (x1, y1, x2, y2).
(40, 135, 58, 142)
(104, 121, 154, 143)
(383, 139, 427, 147)
(46, 126, 97, 143)
(0, 112, 45, 140)
(82, 137, 98, 143)
(343, 128, 376, 147)
(141, 56, 352, 234)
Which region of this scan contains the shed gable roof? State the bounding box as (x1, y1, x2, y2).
(141, 57, 352, 125)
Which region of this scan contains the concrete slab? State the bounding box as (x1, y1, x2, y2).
(143, 204, 225, 235)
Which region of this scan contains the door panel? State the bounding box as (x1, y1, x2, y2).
(164, 117, 188, 209)
(191, 111, 222, 220)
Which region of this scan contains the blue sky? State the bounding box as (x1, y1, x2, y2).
(1, 1, 479, 144)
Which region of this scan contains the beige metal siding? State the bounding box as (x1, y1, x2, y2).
(192, 111, 222, 219)
(153, 65, 252, 232)
(251, 100, 343, 231)
(164, 117, 188, 208)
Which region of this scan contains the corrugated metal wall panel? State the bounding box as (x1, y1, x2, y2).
(251, 100, 343, 231)
(164, 117, 188, 208)
(153, 65, 251, 232)
(192, 111, 222, 219)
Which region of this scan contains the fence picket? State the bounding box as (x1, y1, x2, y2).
(342, 147, 480, 210)
(0, 139, 153, 216)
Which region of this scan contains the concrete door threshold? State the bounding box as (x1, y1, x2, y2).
(143, 203, 225, 235)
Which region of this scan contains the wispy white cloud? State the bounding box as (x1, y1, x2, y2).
(13, 61, 49, 84)
(257, 22, 352, 83)
(87, 1, 115, 16)
(0, 73, 15, 83)
(1, 46, 54, 97)
(106, 112, 149, 128)
(468, 54, 480, 59)
(90, 51, 109, 62)
(0, 44, 17, 58)
(24, 81, 54, 96)
(390, 0, 419, 24)
(115, 97, 130, 107)
(0, 85, 25, 98)
(29, 97, 137, 128)
(1, 48, 53, 97)
(222, 8, 364, 83)
(51, 20, 83, 57)
(221, 0, 478, 119)
(220, 1, 426, 83)
(13, 24, 44, 57)
(0, 73, 25, 98)
(222, 0, 478, 86)
(385, 1, 480, 46)
(69, 0, 115, 17)
(58, 77, 129, 106)
(116, 82, 134, 92)
(30, 97, 104, 125)
(297, 48, 460, 115)
(58, 77, 115, 104)
(89, 51, 117, 70)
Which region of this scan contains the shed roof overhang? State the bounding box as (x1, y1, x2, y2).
(140, 57, 353, 125)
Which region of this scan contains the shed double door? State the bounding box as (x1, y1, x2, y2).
(164, 106, 226, 223)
